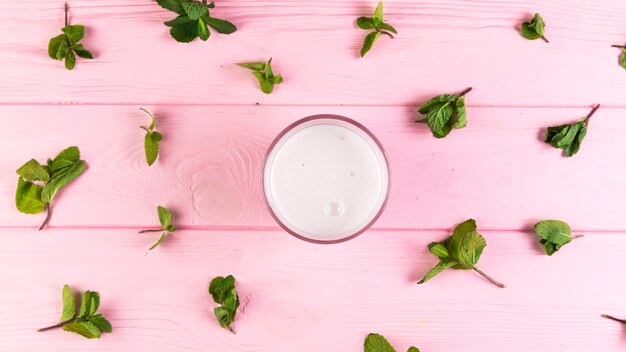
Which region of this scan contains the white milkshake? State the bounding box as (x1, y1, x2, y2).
(263, 115, 390, 243)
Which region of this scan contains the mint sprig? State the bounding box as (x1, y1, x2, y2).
(48, 3, 93, 70)
(533, 220, 582, 255)
(418, 219, 505, 288)
(236, 58, 283, 94)
(416, 87, 472, 138)
(38, 285, 111, 339)
(209, 275, 239, 332)
(139, 108, 163, 166)
(544, 104, 600, 157)
(15, 146, 86, 230)
(520, 13, 548, 43)
(139, 205, 175, 251)
(356, 1, 397, 57)
(611, 44, 626, 70)
(364, 333, 420, 352)
(157, 0, 237, 43)
(602, 314, 626, 324)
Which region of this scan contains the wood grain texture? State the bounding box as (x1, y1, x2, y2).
(2, 105, 626, 231)
(0, 0, 625, 105)
(0, 229, 624, 351)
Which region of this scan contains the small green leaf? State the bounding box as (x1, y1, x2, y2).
(166, 224, 175, 232)
(619, 49, 626, 70)
(53, 146, 80, 166)
(426, 103, 454, 138)
(182, 1, 208, 20)
(407, 347, 420, 352)
(417, 92, 470, 138)
(209, 275, 236, 303)
(236, 61, 267, 71)
(534, 220, 575, 255)
(156, 0, 187, 14)
(78, 291, 93, 318)
(41, 160, 86, 203)
(271, 74, 283, 84)
(145, 133, 160, 166)
(48, 34, 65, 60)
(360, 31, 381, 57)
(61, 25, 85, 44)
(157, 205, 172, 228)
(164, 15, 193, 27)
(417, 260, 456, 284)
(364, 333, 396, 352)
(15, 178, 45, 214)
(64, 50, 76, 70)
(427, 242, 450, 259)
(418, 94, 457, 114)
(73, 44, 94, 59)
(197, 17, 210, 40)
(170, 21, 199, 43)
(89, 314, 112, 333)
(16, 159, 50, 182)
(213, 306, 232, 329)
(520, 13, 546, 41)
(62, 320, 101, 339)
(356, 17, 375, 30)
(544, 117, 590, 157)
(61, 285, 76, 321)
(530, 13, 545, 36)
(209, 275, 239, 331)
(151, 131, 163, 141)
(372, 2, 384, 26)
(149, 232, 167, 250)
(376, 22, 397, 35)
(202, 16, 237, 34)
(259, 79, 274, 94)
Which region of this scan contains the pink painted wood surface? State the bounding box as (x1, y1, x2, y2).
(1, 106, 626, 231)
(0, 0, 625, 106)
(1, 0, 626, 350)
(0, 229, 625, 351)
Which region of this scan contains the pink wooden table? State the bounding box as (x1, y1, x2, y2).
(1, 0, 625, 350)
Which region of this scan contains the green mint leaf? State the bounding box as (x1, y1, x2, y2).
(78, 291, 95, 318)
(520, 13, 548, 42)
(534, 220, 578, 255)
(209, 275, 239, 331)
(156, 0, 187, 15)
(259, 79, 274, 94)
(148, 232, 167, 251)
(236, 61, 267, 71)
(48, 34, 66, 60)
(202, 16, 237, 34)
(238, 59, 282, 94)
(151, 131, 163, 141)
(364, 333, 396, 352)
(64, 49, 76, 70)
(62, 321, 101, 339)
(619, 48, 626, 69)
(52, 146, 80, 167)
(407, 347, 421, 352)
(271, 74, 284, 84)
(61, 25, 85, 44)
(427, 242, 450, 260)
(157, 205, 172, 228)
(372, 2, 384, 26)
(164, 15, 193, 27)
(145, 133, 160, 165)
(73, 44, 94, 59)
(41, 160, 86, 203)
(61, 284, 76, 321)
(416, 89, 471, 138)
(544, 105, 599, 157)
(16, 159, 50, 182)
(170, 21, 199, 42)
(15, 178, 46, 214)
(89, 314, 112, 333)
(376, 22, 397, 35)
(360, 31, 381, 57)
(356, 17, 375, 30)
(207, 1, 215, 8)
(197, 18, 210, 40)
(182, 1, 208, 20)
(166, 224, 175, 232)
(418, 219, 504, 287)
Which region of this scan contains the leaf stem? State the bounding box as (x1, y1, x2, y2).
(611, 45, 626, 49)
(39, 203, 51, 231)
(540, 36, 549, 43)
(139, 126, 151, 133)
(584, 104, 600, 125)
(138, 228, 164, 234)
(64, 2, 69, 27)
(572, 234, 584, 239)
(458, 87, 473, 97)
(38, 318, 76, 332)
(602, 314, 626, 324)
(375, 29, 394, 39)
(472, 266, 505, 288)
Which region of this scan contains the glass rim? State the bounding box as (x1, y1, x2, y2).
(262, 114, 391, 244)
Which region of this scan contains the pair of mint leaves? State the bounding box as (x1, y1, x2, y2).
(48, 4, 93, 70)
(418, 218, 582, 287)
(38, 285, 111, 339)
(236, 58, 284, 94)
(157, 0, 236, 43)
(611, 44, 626, 70)
(140, 205, 175, 251)
(356, 2, 398, 57)
(209, 275, 240, 332)
(416, 88, 599, 158)
(15, 146, 86, 230)
(364, 333, 419, 352)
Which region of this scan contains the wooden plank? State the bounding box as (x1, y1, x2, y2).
(1, 105, 625, 231)
(0, 228, 624, 351)
(0, 0, 625, 106)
